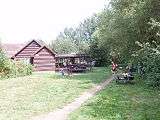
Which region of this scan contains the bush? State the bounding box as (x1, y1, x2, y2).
(133, 42, 160, 88)
(0, 51, 33, 79)
(7, 60, 33, 78)
(143, 51, 160, 88)
(0, 52, 10, 76)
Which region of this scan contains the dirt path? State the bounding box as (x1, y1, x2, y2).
(32, 76, 113, 120)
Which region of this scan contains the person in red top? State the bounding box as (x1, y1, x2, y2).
(111, 61, 118, 74)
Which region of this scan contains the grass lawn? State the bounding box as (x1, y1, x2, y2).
(69, 78, 160, 120)
(0, 67, 110, 120)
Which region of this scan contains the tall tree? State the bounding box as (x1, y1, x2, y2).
(96, 0, 160, 63)
(50, 14, 99, 54)
(50, 38, 78, 54)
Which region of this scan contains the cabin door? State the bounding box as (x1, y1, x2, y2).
(30, 57, 34, 65)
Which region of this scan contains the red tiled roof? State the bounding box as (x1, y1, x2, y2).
(2, 43, 25, 58)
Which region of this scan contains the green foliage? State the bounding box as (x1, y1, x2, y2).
(50, 0, 160, 87)
(51, 38, 78, 54)
(50, 14, 99, 54)
(75, 14, 99, 43)
(11, 60, 33, 77)
(0, 51, 10, 75)
(89, 0, 160, 88)
(89, 38, 111, 66)
(95, 0, 159, 63)
(0, 51, 33, 79)
(69, 80, 160, 120)
(0, 67, 110, 120)
(50, 28, 82, 54)
(133, 42, 160, 88)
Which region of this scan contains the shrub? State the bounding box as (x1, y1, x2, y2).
(0, 51, 33, 79)
(0, 51, 10, 76)
(133, 42, 160, 88)
(15, 60, 33, 76)
(143, 50, 160, 88)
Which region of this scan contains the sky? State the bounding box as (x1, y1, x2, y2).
(0, 0, 108, 44)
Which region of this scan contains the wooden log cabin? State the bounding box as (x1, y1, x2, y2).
(10, 40, 92, 72)
(11, 40, 56, 71)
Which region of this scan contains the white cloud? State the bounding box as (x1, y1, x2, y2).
(0, 0, 107, 44)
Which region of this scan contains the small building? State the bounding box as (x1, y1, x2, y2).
(11, 40, 56, 71)
(55, 53, 92, 72)
(3, 40, 92, 72)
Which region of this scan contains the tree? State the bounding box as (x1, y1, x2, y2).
(50, 14, 100, 54)
(95, 0, 160, 64)
(50, 38, 78, 54)
(50, 0, 160, 69)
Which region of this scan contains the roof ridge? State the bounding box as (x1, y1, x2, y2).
(11, 39, 42, 58)
(32, 45, 56, 57)
(11, 39, 57, 59)
(32, 46, 45, 56)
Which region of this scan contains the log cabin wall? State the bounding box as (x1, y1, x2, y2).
(12, 40, 56, 71)
(15, 41, 41, 59)
(33, 47, 55, 71)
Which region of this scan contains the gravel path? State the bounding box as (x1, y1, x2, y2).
(32, 76, 113, 120)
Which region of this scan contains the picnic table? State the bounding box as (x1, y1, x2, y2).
(113, 66, 134, 83)
(115, 73, 134, 83)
